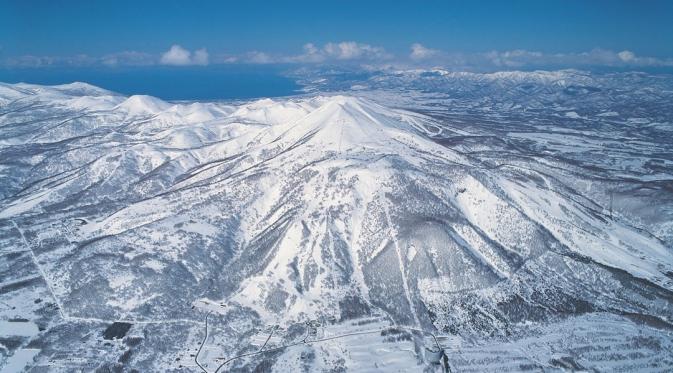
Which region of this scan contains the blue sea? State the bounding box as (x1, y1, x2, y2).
(0, 65, 301, 101)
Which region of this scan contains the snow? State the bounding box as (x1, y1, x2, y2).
(565, 111, 582, 119)
(108, 274, 135, 290)
(406, 244, 417, 262)
(232, 98, 315, 125)
(2, 349, 40, 373)
(0, 321, 40, 337)
(2, 76, 673, 371)
(0, 190, 53, 219)
(453, 175, 536, 258)
(116, 94, 172, 116)
(500, 177, 673, 288)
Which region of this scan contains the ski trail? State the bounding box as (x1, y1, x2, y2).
(383, 207, 420, 327)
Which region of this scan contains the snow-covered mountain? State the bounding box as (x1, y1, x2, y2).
(1, 74, 673, 371)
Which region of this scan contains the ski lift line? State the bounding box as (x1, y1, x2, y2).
(10, 219, 66, 319)
(0, 226, 200, 326)
(258, 326, 277, 352)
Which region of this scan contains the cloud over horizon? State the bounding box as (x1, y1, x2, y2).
(410, 43, 440, 61)
(159, 45, 209, 66)
(2, 42, 673, 71)
(402, 45, 673, 70)
(102, 51, 155, 67)
(232, 41, 392, 64)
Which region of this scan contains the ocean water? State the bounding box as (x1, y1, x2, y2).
(0, 65, 301, 101)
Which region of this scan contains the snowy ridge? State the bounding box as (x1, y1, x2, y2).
(1, 78, 673, 371)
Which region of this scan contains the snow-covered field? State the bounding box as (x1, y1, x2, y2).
(1, 70, 672, 371)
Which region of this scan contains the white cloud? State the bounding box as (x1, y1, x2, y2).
(618, 50, 635, 62)
(283, 41, 390, 63)
(2, 54, 96, 68)
(102, 51, 154, 66)
(160, 45, 191, 65)
(323, 41, 389, 60)
(247, 51, 273, 64)
(486, 49, 544, 67)
(410, 43, 439, 61)
(239, 41, 390, 64)
(222, 56, 239, 63)
(192, 48, 209, 65)
(292, 43, 325, 63)
(418, 48, 673, 70)
(159, 45, 209, 66)
(3, 43, 672, 71)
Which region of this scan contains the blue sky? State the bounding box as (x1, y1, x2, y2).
(2, 0, 673, 69)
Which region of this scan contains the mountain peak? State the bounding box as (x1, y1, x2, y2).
(117, 94, 172, 116)
(271, 95, 422, 152)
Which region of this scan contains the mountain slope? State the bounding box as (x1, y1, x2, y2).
(1, 79, 673, 371)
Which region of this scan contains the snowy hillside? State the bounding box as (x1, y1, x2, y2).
(1, 73, 673, 371)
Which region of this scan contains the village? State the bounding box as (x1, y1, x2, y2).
(190, 299, 455, 372)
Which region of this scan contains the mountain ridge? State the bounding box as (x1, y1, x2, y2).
(1, 78, 673, 371)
